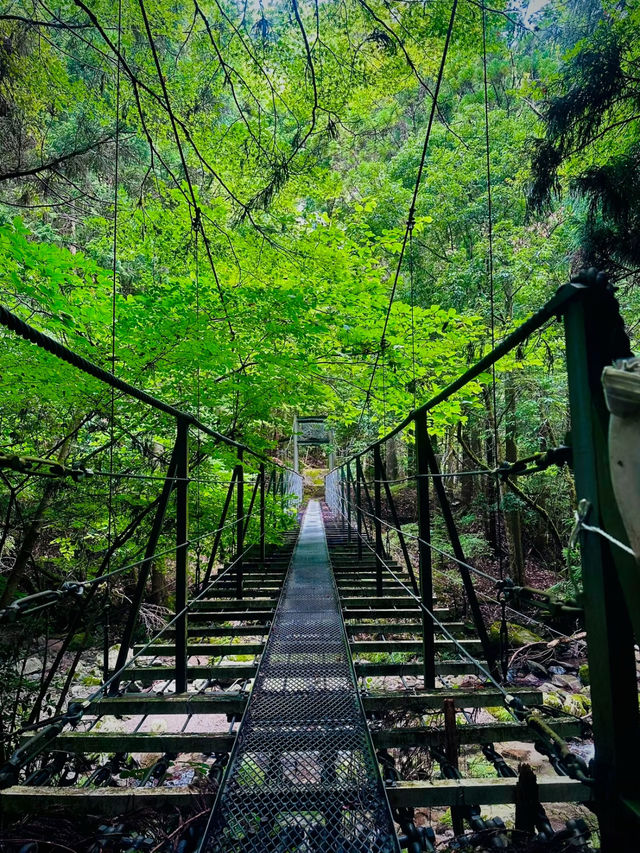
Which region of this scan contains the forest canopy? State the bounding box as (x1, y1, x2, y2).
(1, 0, 639, 599)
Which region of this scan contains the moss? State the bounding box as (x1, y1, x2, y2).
(579, 664, 590, 685)
(489, 621, 544, 648)
(487, 705, 514, 723)
(543, 691, 564, 711)
(67, 632, 88, 651)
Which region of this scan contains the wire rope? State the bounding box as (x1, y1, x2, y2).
(104, 0, 123, 680)
(335, 489, 573, 639)
(358, 0, 459, 429)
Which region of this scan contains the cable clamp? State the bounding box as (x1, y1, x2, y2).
(569, 499, 591, 550)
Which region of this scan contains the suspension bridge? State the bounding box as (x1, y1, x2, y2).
(0, 268, 639, 852)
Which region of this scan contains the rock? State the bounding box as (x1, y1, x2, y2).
(551, 674, 581, 691)
(549, 665, 565, 675)
(527, 660, 548, 678)
(18, 656, 41, 677)
(489, 621, 544, 648)
(542, 689, 564, 711)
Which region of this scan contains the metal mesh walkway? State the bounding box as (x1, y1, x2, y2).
(202, 500, 399, 852)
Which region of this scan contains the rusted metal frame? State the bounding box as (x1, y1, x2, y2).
(108, 439, 180, 694)
(236, 449, 244, 600)
(415, 409, 436, 689)
(373, 446, 384, 597)
(201, 468, 238, 588)
(379, 456, 419, 595)
(422, 428, 498, 678)
(174, 417, 189, 693)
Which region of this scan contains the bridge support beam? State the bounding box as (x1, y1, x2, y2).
(415, 409, 435, 689)
(564, 273, 640, 852)
(174, 417, 189, 694)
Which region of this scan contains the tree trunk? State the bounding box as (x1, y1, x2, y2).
(0, 429, 76, 607)
(386, 436, 398, 482)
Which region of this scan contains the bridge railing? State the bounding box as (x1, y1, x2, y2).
(0, 304, 302, 718)
(326, 270, 640, 848)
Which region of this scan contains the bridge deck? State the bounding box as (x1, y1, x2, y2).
(200, 500, 399, 852)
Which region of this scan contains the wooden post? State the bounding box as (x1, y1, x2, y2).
(109, 441, 179, 694)
(514, 763, 538, 835)
(443, 698, 464, 836)
(423, 432, 497, 678)
(415, 411, 435, 689)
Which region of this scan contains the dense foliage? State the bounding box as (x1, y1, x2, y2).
(0, 0, 638, 603)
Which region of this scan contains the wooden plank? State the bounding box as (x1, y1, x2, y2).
(43, 717, 581, 755)
(189, 610, 274, 622)
(351, 639, 483, 654)
(342, 597, 427, 608)
(89, 687, 542, 717)
(133, 643, 264, 656)
(48, 732, 236, 754)
(0, 787, 212, 817)
(373, 717, 582, 748)
(134, 639, 478, 657)
(91, 693, 247, 716)
(0, 778, 590, 817)
(386, 777, 591, 808)
(190, 598, 276, 611)
(356, 661, 481, 677)
(343, 608, 452, 620)
(123, 665, 257, 682)
(347, 622, 465, 636)
(164, 625, 269, 638)
(363, 687, 542, 712)
(119, 660, 485, 683)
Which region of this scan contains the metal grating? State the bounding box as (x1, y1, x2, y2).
(201, 500, 399, 852)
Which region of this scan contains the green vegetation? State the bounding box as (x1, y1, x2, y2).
(0, 0, 639, 614)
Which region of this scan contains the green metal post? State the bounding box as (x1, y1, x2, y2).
(564, 274, 640, 850)
(175, 417, 189, 693)
(415, 411, 435, 689)
(355, 456, 363, 562)
(259, 463, 266, 563)
(345, 461, 353, 543)
(236, 448, 244, 600)
(373, 445, 384, 597)
(423, 431, 497, 678)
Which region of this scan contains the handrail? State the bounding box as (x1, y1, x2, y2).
(328, 280, 585, 471)
(0, 304, 296, 471)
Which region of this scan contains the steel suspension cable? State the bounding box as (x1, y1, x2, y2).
(104, 0, 123, 681)
(358, 0, 459, 427)
(335, 486, 572, 639)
